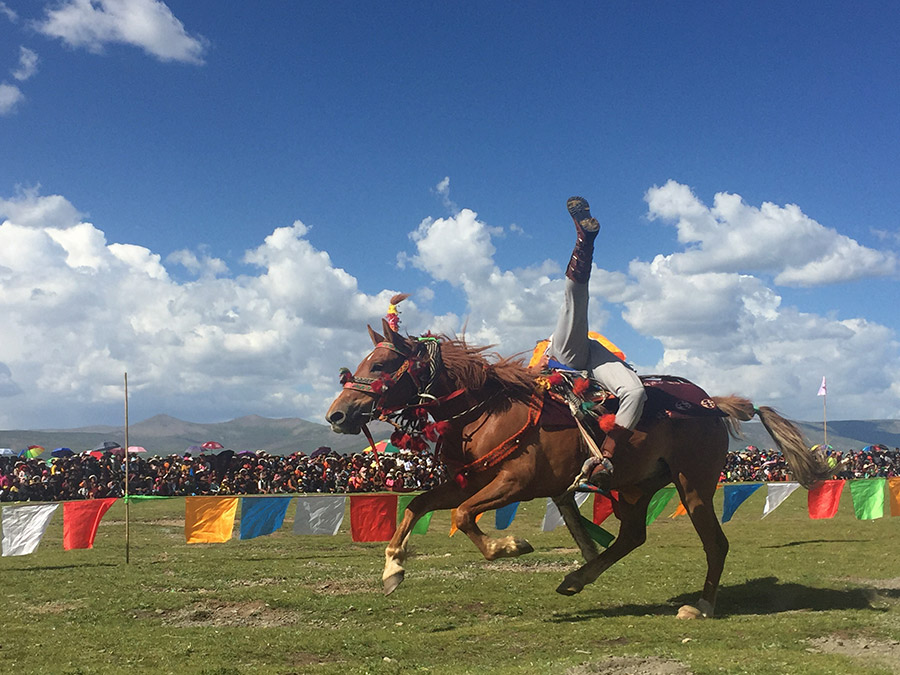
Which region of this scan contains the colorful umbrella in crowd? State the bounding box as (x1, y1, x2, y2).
(127, 446, 147, 454)
(201, 441, 224, 450)
(20, 445, 45, 458)
(185, 445, 203, 454)
(0, 448, 15, 456)
(310, 446, 332, 458)
(51, 447, 74, 458)
(362, 440, 401, 454)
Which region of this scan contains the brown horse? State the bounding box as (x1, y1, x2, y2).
(325, 319, 831, 619)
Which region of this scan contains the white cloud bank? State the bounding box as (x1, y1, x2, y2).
(0, 181, 898, 430)
(0, 82, 24, 115)
(36, 0, 208, 64)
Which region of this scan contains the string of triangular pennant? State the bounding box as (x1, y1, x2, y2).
(3, 478, 899, 556)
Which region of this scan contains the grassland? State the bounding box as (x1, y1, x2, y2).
(1, 487, 898, 674)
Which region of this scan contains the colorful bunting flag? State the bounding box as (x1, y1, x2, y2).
(808, 480, 845, 519)
(185, 497, 238, 543)
(849, 478, 885, 520)
(350, 494, 397, 542)
(397, 494, 433, 534)
(63, 498, 117, 550)
(449, 509, 484, 536)
(293, 495, 345, 535)
(2, 503, 59, 556)
(239, 496, 292, 540)
(669, 502, 688, 518)
(542, 493, 590, 532)
(592, 491, 617, 525)
(646, 487, 677, 525)
(722, 483, 763, 523)
(494, 502, 520, 530)
(762, 482, 800, 518)
(577, 514, 615, 547)
(889, 478, 900, 517)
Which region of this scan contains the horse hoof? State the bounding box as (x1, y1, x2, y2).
(676, 604, 705, 619)
(516, 538, 535, 555)
(383, 571, 404, 595)
(556, 578, 583, 596)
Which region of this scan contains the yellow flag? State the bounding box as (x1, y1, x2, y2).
(185, 497, 239, 544)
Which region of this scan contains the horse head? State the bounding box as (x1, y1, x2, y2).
(325, 319, 425, 434)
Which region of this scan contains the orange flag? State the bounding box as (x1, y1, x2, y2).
(185, 497, 239, 543)
(889, 478, 900, 517)
(808, 480, 845, 519)
(449, 509, 484, 536)
(63, 498, 117, 550)
(350, 494, 397, 542)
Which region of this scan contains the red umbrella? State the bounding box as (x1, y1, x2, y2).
(201, 441, 224, 450)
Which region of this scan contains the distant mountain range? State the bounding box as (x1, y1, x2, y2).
(1, 414, 897, 458)
(0, 414, 395, 456)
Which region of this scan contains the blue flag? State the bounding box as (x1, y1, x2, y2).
(722, 483, 763, 523)
(494, 502, 519, 530)
(239, 496, 292, 540)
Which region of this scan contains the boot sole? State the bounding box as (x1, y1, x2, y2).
(567, 196, 599, 232)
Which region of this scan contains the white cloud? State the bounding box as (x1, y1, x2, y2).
(645, 180, 898, 286)
(12, 46, 39, 81)
(37, 0, 208, 65)
(1, 182, 898, 430)
(0, 2, 16, 23)
(0, 82, 24, 115)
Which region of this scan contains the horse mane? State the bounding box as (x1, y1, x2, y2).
(431, 335, 537, 403)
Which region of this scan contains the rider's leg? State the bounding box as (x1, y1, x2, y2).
(549, 197, 599, 368)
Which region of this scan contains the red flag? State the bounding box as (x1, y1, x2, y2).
(63, 498, 117, 550)
(592, 491, 618, 525)
(350, 494, 397, 542)
(808, 480, 844, 519)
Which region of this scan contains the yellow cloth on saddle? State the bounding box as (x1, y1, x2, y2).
(528, 331, 626, 368)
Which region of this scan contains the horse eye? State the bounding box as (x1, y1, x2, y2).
(371, 363, 383, 372)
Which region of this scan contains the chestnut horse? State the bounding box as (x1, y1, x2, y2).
(325, 320, 830, 619)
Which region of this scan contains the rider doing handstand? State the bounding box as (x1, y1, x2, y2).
(547, 196, 646, 481)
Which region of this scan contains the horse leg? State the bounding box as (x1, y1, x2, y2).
(556, 492, 651, 595)
(454, 474, 535, 560)
(672, 474, 728, 619)
(383, 482, 468, 595)
(552, 493, 600, 562)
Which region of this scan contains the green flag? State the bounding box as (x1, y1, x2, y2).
(397, 493, 432, 534)
(646, 486, 678, 525)
(577, 514, 614, 547)
(849, 478, 885, 520)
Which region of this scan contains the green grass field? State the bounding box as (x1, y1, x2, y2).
(2, 487, 898, 674)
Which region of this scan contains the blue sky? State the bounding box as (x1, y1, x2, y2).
(1, 1, 898, 430)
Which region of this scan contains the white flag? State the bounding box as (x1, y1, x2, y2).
(293, 495, 346, 535)
(2, 503, 59, 556)
(761, 482, 801, 519)
(541, 492, 590, 531)
(817, 376, 827, 397)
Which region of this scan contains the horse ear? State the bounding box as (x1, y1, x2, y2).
(367, 325, 384, 346)
(382, 318, 410, 354)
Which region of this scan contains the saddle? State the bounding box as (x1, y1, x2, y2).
(539, 372, 726, 433)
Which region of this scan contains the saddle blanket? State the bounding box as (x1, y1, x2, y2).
(538, 374, 725, 429)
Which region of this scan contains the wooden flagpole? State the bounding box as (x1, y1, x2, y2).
(822, 389, 828, 448)
(124, 372, 130, 564)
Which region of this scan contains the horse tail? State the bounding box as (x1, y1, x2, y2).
(712, 395, 831, 489)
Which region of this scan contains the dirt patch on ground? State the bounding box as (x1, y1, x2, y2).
(840, 576, 900, 591)
(157, 600, 298, 627)
(484, 559, 576, 573)
(30, 600, 85, 615)
(806, 635, 900, 673)
(567, 656, 692, 674)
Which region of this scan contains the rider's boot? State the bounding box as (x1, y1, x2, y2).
(565, 196, 600, 284)
(583, 425, 644, 484)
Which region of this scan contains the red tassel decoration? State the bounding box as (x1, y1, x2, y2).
(598, 414, 617, 433)
(547, 371, 564, 386)
(454, 472, 468, 489)
(572, 377, 590, 396)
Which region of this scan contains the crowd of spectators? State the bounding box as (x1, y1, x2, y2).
(721, 445, 900, 482)
(0, 447, 446, 502)
(2, 443, 898, 502)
